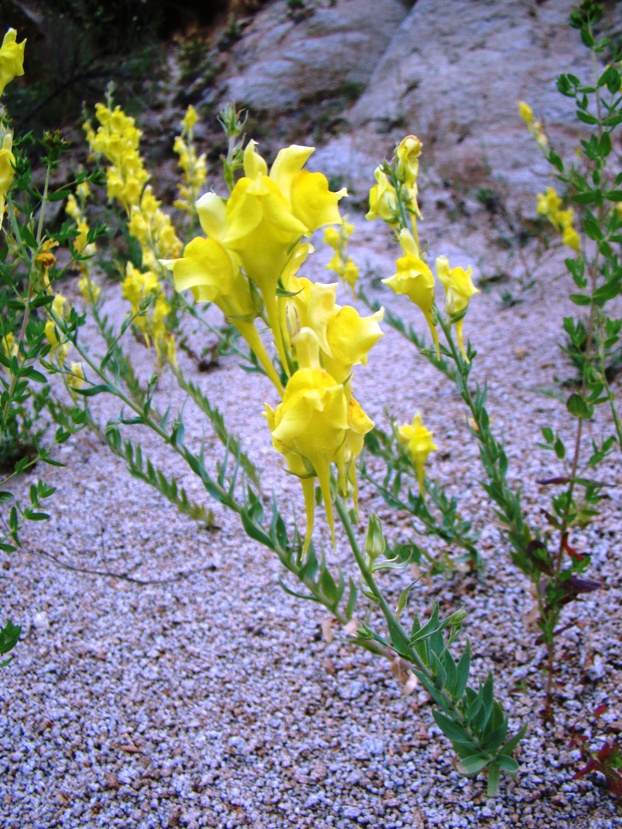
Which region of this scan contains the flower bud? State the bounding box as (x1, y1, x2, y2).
(365, 512, 387, 560)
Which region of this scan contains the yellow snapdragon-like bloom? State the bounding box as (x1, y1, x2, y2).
(79, 273, 101, 304)
(395, 135, 423, 218)
(85, 104, 150, 213)
(398, 412, 437, 496)
(286, 276, 384, 384)
(0, 28, 26, 96)
(517, 100, 534, 126)
(435, 255, 479, 360)
(67, 361, 85, 390)
(174, 106, 207, 216)
(324, 217, 359, 291)
(266, 359, 349, 551)
(366, 166, 399, 224)
(396, 135, 422, 185)
(66, 182, 101, 301)
(2, 331, 16, 358)
(517, 100, 548, 148)
(45, 294, 70, 365)
(129, 186, 182, 269)
(382, 228, 439, 356)
(122, 263, 175, 364)
(174, 142, 346, 374)
(0, 132, 15, 230)
(537, 187, 580, 253)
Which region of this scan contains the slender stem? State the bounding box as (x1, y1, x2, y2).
(36, 161, 52, 245)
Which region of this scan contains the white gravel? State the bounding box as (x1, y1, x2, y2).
(1, 207, 622, 828)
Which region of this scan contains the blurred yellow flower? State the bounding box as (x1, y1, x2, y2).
(398, 412, 437, 496)
(67, 361, 85, 390)
(0, 28, 26, 96)
(0, 133, 15, 229)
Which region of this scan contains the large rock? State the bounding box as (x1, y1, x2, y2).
(216, 0, 411, 112)
(210, 0, 620, 205)
(342, 0, 618, 197)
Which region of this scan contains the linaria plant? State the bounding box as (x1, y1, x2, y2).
(361, 0, 620, 725)
(0, 27, 525, 794)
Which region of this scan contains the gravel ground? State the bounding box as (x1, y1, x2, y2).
(1, 211, 622, 829)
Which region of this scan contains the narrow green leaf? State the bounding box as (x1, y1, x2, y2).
(433, 710, 476, 746)
(74, 383, 117, 397)
(319, 567, 340, 606)
(345, 579, 358, 620)
(486, 764, 501, 797)
(278, 579, 320, 603)
(454, 639, 471, 701)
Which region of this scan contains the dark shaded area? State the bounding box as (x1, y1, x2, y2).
(0, 0, 265, 134)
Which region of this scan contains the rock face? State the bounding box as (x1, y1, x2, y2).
(344, 0, 607, 195)
(211, 0, 621, 200)
(217, 0, 411, 112)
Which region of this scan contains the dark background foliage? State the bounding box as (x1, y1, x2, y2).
(0, 0, 259, 133)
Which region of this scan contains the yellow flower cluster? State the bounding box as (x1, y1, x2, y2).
(367, 136, 479, 361)
(167, 140, 383, 550)
(173, 106, 207, 217)
(65, 182, 101, 304)
(43, 294, 85, 389)
(122, 263, 176, 366)
(517, 100, 548, 149)
(85, 104, 150, 214)
(128, 186, 183, 269)
(85, 102, 182, 365)
(0, 27, 25, 230)
(324, 217, 359, 292)
(537, 187, 580, 253)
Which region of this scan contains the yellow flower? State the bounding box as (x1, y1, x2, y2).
(67, 361, 85, 390)
(65, 193, 81, 222)
(78, 273, 101, 304)
(323, 225, 341, 249)
(182, 105, 198, 132)
(366, 167, 399, 224)
(537, 189, 580, 252)
(0, 132, 15, 230)
(0, 28, 26, 96)
(167, 236, 283, 392)
(537, 187, 562, 226)
(269, 144, 346, 231)
(268, 365, 349, 549)
(382, 228, 439, 356)
(562, 224, 580, 253)
(398, 412, 437, 496)
(287, 277, 384, 383)
(435, 255, 479, 360)
(334, 393, 374, 510)
(396, 135, 422, 186)
(323, 305, 384, 384)
(342, 259, 359, 289)
(2, 331, 16, 358)
(517, 100, 534, 126)
(45, 294, 71, 366)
